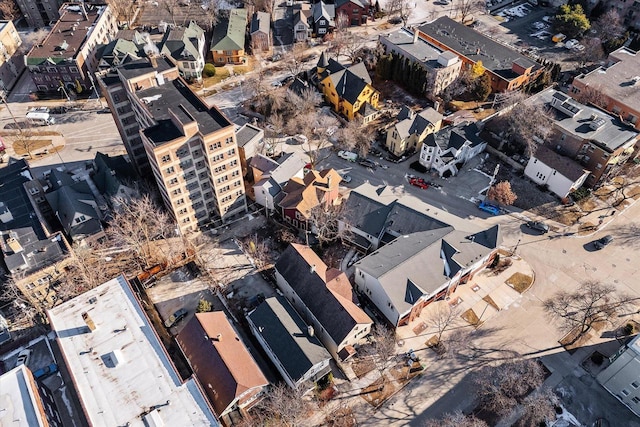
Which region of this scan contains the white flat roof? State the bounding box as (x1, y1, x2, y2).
(48, 275, 218, 427)
(0, 365, 48, 427)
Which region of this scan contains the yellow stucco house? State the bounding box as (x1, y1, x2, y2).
(385, 106, 443, 157)
(316, 53, 380, 123)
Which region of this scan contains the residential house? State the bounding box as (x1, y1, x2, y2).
(419, 122, 488, 177)
(0, 21, 25, 91)
(310, 1, 335, 37)
(417, 17, 543, 92)
(159, 21, 206, 82)
(1, 160, 72, 309)
(528, 89, 639, 188)
(92, 152, 138, 207)
(250, 11, 271, 52)
(316, 54, 380, 122)
(293, 4, 312, 42)
(571, 47, 640, 131)
(378, 28, 462, 95)
(15, 0, 63, 28)
(278, 168, 341, 230)
(335, 0, 368, 26)
(235, 122, 264, 178)
(96, 55, 180, 176)
(275, 244, 372, 360)
(523, 145, 589, 199)
(211, 9, 247, 65)
(385, 106, 443, 157)
(44, 169, 105, 245)
(47, 275, 219, 426)
(26, 4, 118, 94)
(0, 365, 63, 426)
(354, 224, 501, 327)
(95, 37, 144, 72)
(176, 312, 269, 422)
(597, 334, 640, 417)
(251, 151, 307, 211)
(582, 0, 640, 30)
(247, 295, 332, 390)
(338, 182, 470, 252)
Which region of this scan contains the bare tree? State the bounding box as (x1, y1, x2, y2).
(197, 0, 220, 30)
(294, 88, 323, 115)
(107, 0, 138, 27)
(362, 324, 397, 382)
(106, 194, 174, 269)
(241, 233, 275, 271)
(254, 383, 317, 426)
(309, 203, 348, 246)
(592, 10, 625, 46)
(514, 388, 559, 427)
(574, 84, 607, 109)
(12, 129, 38, 159)
(1, 274, 42, 323)
(335, 118, 374, 157)
(398, 0, 413, 26)
(578, 37, 606, 65)
(344, 34, 368, 63)
(473, 359, 545, 416)
(332, 13, 351, 60)
(160, 0, 181, 26)
(423, 412, 489, 427)
(283, 43, 307, 77)
(426, 302, 461, 357)
(57, 243, 113, 302)
(543, 281, 634, 343)
(454, 0, 482, 24)
(500, 101, 553, 157)
(0, 0, 19, 20)
(487, 181, 517, 206)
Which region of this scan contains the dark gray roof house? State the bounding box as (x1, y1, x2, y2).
(319, 58, 372, 106)
(160, 21, 204, 63)
(93, 152, 136, 199)
(247, 296, 332, 389)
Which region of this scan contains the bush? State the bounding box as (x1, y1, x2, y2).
(570, 187, 591, 201)
(196, 298, 212, 313)
(624, 323, 635, 335)
(203, 63, 216, 77)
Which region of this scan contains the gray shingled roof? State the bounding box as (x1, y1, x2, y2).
(45, 181, 102, 240)
(236, 123, 263, 148)
(418, 17, 540, 81)
(250, 11, 270, 35)
(532, 145, 588, 181)
(160, 21, 204, 62)
(312, 1, 335, 23)
(248, 296, 331, 383)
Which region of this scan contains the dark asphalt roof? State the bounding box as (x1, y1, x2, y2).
(235, 123, 263, 148)
(117, 56, 176, 80)
(248, 296, 331, 383)
(532, 145, 588, 181)
(320, 59, 372, 105)
(0, 160, 69, 275)
(93, 152, 136, 197)
(418, 17, 540, 81)
(139, 79, 232, 146)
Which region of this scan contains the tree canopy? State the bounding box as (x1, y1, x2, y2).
(554, 4, 590, 38)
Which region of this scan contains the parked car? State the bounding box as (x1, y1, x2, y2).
(593, 235, 613, 250)
(338, 150, 358, 162)
(565, 39, 579, 49)
(16, 349, 32, 367)
(293, 134, 308, 144)
(340, 173, 352, 183)
(478, 201, 500, 216)
(526, 221, 549, 233)
(164, 308, 188, 328)
(358, 158, 377, 169)
(33, 363, 58, 379)
(409, 177, 429, 189)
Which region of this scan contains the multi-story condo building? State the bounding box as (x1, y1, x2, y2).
(15, 0, 63, 28)
(571, 47, 640, 131)
(378, 28, 462, 96)
(0, 21, 25, 91)
(26, 3, 117, 95)
(97, 55, 180, 176)
(136, 78, 247, 233)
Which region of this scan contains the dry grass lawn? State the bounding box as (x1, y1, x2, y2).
(483, 295, 500, 311)
(577, 222, 597, 235)
(554, 209, 583, 226)
(506, 272, 534, 293)
(462, 308, 482, 327)
(351, 357, 376, 378)
(202, 67, 231, 87)
(360, 376, 396, 407)
(12, 139, 52, 156)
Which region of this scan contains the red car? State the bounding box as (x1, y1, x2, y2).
(409, 177, 429, 189)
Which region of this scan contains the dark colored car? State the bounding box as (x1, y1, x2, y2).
(526, 221, 549, 233)
(409, 177, 429, 189)
(33, 363, 58, 379)
(358, 159, 377, 169)
(593, 235, 613, 250)
(164, 308, 188, 328)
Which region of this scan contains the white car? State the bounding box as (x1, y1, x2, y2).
(565, 39, 579, 49)
(574, 44, 585, 51)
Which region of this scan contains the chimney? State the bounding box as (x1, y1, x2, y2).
(149, 55, 158, 68)
(307, 325, 314, 337)
(310, 264, 316, 274)
(82, 312, 96, 332)
(413, 28, 418, 44)
(215, 333, 222, 341)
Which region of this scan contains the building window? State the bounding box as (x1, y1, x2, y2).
(633, 397, 640, 404)
(622, 389, 630, 396)
(166, 166, 175, 174)
(161, 154, 171, 163)
(210, 142, 222, 150)
(633, 381, 640, 389)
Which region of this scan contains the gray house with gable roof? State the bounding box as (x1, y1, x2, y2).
(250, 11, 271, 52)
(159, 21, 206, 82)
(247, 295, 332, 390)
(310, 1, 335, 37)
(419, 122, 487, 177)
(385, 106, 443, 157)
(250, 152, 307, 211)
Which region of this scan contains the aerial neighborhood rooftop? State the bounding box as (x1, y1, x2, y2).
(2, 0, 640, 426)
